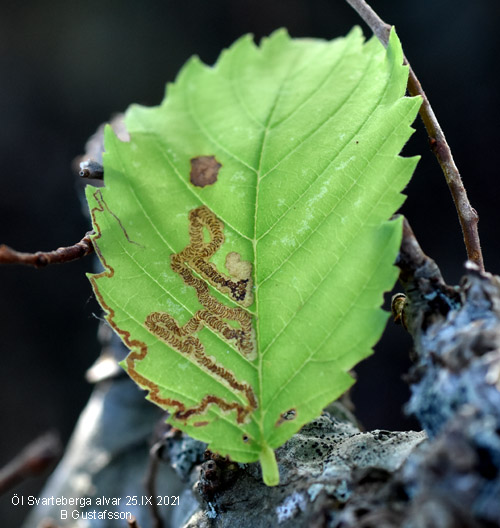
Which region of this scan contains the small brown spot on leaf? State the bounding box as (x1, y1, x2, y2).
(190, 155, 221, 187)
(276, 409, 297, 426)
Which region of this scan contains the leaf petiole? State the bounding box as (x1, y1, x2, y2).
(260, 443, 279, 486)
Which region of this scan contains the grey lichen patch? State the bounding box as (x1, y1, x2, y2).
(281, 417, 426, 476)
(324, 429, 427, 473)
(163, 432, 207, 481)
(402, 406, 500, 522)
(190, 155, 221, 187)
(399, 260, 500, 524)
(276, 492, 307, 523)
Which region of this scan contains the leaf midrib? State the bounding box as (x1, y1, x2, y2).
(181, 37, 396, 444)
(253, 54, 303, 443)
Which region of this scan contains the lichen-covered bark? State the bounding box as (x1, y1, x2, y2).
(395, 220, 500, 526)
(180, 412, 425, 528)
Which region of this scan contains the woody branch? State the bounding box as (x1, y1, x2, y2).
(345, 0, 484, 271)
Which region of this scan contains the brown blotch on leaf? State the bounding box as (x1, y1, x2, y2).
(276, 408, 297, 427)
(190, 155, 221, 187)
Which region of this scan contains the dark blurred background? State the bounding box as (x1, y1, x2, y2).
(1, 0, 499, 524)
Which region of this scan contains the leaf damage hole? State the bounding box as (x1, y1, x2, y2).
(276, 409, 297, 427)
(190, 155, 221, 187)
(145, 205, 257, 423)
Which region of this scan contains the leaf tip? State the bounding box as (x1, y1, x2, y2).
(267, 27, 290, 40)
(386, 26, 404, 64)
(257, 27, 292, 53)
(217, 33, 256, 65)
(346, 24, 365, 42)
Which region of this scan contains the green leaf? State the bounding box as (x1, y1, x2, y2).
(86, 27, 421, 486)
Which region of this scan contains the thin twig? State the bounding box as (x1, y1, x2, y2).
(37, 521, 62, 528)
(0, 231, 94, 268)
(0, 432, 62, 496)
(127, 517, 140, 528)
(345, 0, 484, 271)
